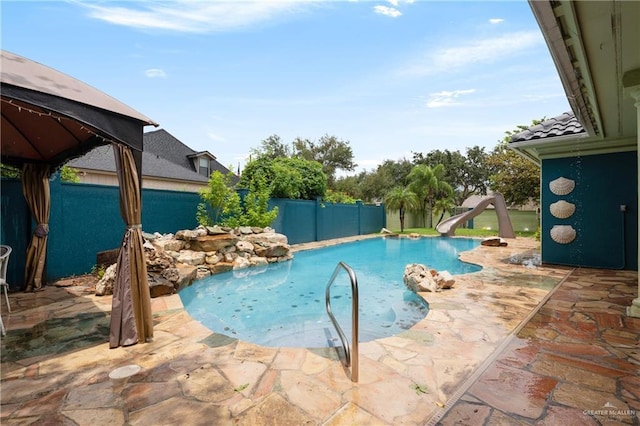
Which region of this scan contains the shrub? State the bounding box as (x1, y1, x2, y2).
(323, 189, 357, 204)
(198, 170, 277, 228)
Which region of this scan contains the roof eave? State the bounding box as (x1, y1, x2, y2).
(510, 132, 635, 162)
(187, 151, 217, 160)
(528, 1, 601, 137)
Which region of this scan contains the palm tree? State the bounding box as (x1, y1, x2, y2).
(384, 187, 419, 232)
(408, 164, 453, 228)
(433, 196, 456, 226)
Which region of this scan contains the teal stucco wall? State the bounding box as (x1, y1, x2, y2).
(542, 152, 638, 270)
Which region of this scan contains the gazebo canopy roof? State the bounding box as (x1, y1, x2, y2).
(1, 50, 157, 170)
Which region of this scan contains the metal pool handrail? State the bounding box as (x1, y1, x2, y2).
(325, 261, 359, 382)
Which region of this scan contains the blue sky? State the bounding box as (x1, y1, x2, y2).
(2, 1, 569, 174)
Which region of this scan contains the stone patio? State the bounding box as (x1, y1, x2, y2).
(1, 236, 638, 425)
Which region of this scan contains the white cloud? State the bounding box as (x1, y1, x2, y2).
(374, 5, 402, 18)
(144, 68, 167, 78)
(77, 1, 310, 33)
(489, 18, 504, 24)
(388, 0, 415, 5)
(400, 31, 542, 76)
(426, 89, 476, 108)
(206, 132, 225, 142)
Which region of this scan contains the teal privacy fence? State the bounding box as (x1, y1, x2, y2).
(1, 178, 201, 289)
(0, 179, 30, 291)
(1, 179, 385, 288)
(47, 180, 203, 283)
(270, 199, 386, 244)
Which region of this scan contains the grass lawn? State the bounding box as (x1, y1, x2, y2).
(394, 227, 538, 239)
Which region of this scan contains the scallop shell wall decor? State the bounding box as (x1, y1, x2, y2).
(549, 200, 576, 219)
(549, 177, 575, 195)
(550, 225, 577, 244)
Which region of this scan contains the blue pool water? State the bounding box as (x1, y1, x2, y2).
(180, 237, 481, 347)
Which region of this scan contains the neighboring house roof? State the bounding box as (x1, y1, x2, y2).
(68, 129, 234, 184)
(143, 129, 229, 176)
(510, 112, 585, 143)
(68, 144, 210, 183)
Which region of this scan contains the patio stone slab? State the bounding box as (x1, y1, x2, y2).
(128, 397, 231, 426)
(122, 381, 182, 412)
(469, 363, 558, 419)
(4, 236, 637, 425)
(234, 393, 314, 426)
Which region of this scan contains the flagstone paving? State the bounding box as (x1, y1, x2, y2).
(436, 267, 640, 426)
(1, 236, 638, 425)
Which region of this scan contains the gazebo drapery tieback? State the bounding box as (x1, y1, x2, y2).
(34, 223, 49, 238)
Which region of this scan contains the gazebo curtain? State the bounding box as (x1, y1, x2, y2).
(22, 163, 51, 292)
(109, 143, 153, 348)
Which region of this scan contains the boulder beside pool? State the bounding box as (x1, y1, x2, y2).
(403, 264, 456, 292)
(96, 225, 292, 297)
(481, 237, 508, 247)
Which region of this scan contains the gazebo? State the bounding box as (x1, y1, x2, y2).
(1, 50, 157, 348)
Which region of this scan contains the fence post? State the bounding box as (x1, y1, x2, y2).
(357, 200, 362, 235)
(315, 197, 322, 242)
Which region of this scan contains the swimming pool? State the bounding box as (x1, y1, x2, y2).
(179, 236, 481, 347)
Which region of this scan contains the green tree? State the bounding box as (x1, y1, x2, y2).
(332, 174, 361, 200)
(250, 134, 291, 160)
(293, 134, 356, 187)
(196, 202, 213, 227)
(413, 147, 489, 206)
(285, 158, 326, 199)
(333, 158, 413, 203)
(239, 157, 275, 189)
(384, 187, 419, 232)
(271, 161, 304, 199)
(2, 164, 80, 182)
(239, 157, 326, 200)
(219, 192, 243, 228)
(60, 165, 80, 183)
(408, 164, 453, 228)
(461, 146, 490, 201)
(240, 174, 279, 227)
(487, 120, 543, 207)
(359, 171, 390, 203)
(323, 189, 357, 204)
(433, 196, 455, 226)
(198, 170, 241, 226)
(363, 159, 413, 202)
(1, 164, 21, 179)
(198, 170, 278, 228)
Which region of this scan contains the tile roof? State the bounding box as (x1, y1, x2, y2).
(67, 129, 233, 183)
(510, 112, 585, 143)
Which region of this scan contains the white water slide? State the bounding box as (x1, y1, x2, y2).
(436, 193, 516, 238)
